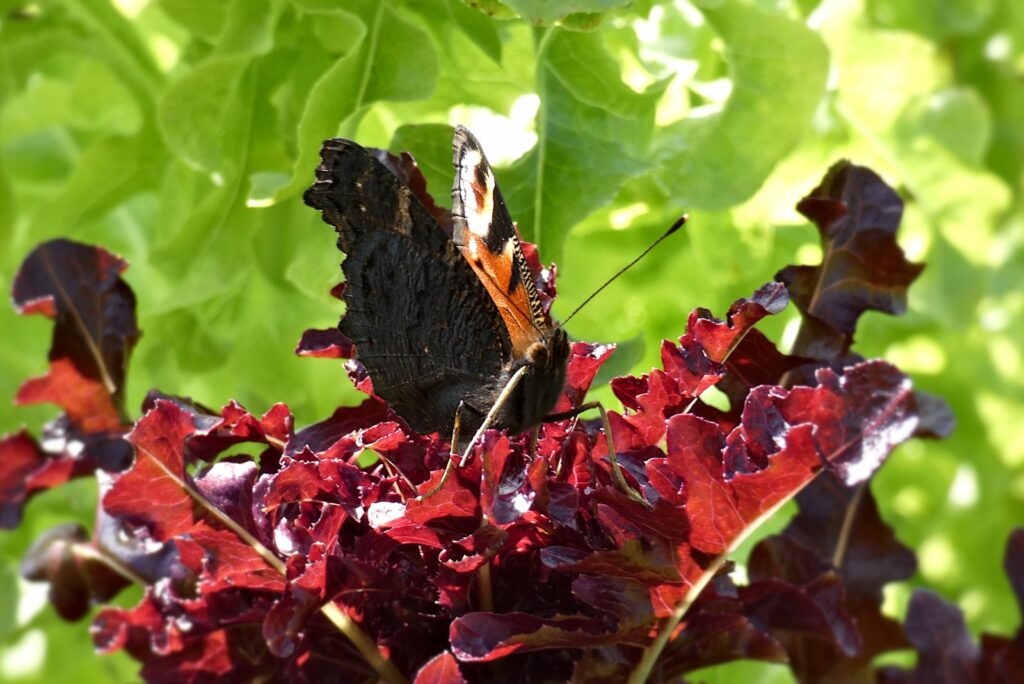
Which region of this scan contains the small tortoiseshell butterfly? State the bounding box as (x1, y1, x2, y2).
(304, 126, 569, 440)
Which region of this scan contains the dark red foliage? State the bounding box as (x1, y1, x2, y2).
(777, 160, 923, 361)
(1, 240, 139, 528)
(12, 239, 139, 422)
(20, 523, 129, 621)
(877, 529, 1024, 684)
(2, 158, 987, 684)
(744, 475, 915, 682)
(0, 431, 74, 528)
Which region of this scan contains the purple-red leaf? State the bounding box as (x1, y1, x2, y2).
(777, 161, 923, 360)
(450, 612, 619, 662)
(688, 282, 789, 363)
(19, 523, 129, 621)
(0, 431, 75, 528)
(104, 401, 202, 540)
(12, 239, 139, 422)
(414, 651, 467, 684)
(879, 590, 980, 684)
(295, 328, 355, 359)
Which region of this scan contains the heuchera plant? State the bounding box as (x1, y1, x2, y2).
(3, 157, 1022, 683)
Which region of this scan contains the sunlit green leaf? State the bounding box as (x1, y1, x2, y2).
(389, 123, 456, 208)
(503, 28, 666, 263)
(271, 0, 439, 202)
(501, 0, 632, 24)
(654, 0, 829, 210)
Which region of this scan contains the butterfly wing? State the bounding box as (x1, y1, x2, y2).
(304, 139, 512, 435)
(451, 126, 551, 360)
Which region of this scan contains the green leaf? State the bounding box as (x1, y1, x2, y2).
(158, 55, 254, 177)
(157, 0, 281, 178)
(0, 560, 15, 641)
(503, 29, 666, 264)
(400, 2, 532, 114)
(63, 0, 163, 108)
(389, 123, 456, 210)
(894, 87, 992, 166)
(457, 0, 517, 21)
(654, 0, 829, 210)
(866, 0, 996, 40)
(26, 130, 166, 239)
(217, 0, 282, 56)
(0, 167, 13, 245)
(269, 0, 439, 203)
(157, 0, 231, 40)
(501, 0, 632, 24)
(446, 0, 503, 62)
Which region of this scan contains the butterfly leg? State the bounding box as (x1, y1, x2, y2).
(416, 402, 466, 502)
(450, 401, 465, 450)
(458, 365, 528, 467)
(545, 401, 649, 508)
(417, 365, 528, 501)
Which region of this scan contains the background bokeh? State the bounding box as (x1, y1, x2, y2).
(1, 0, 1021, 681)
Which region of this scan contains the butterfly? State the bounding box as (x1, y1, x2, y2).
(303, 126, 570, 442)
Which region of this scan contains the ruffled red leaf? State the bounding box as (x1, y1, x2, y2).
(104, 400, 203, 539)
(450, 612, 619, 662)
(12, 239, 139, 422)
(0, 432, 70, 528)
(878, 590, 979, 684)
(19, 523, 129, 621)
(688, 282, 789, 363)
(777, 161, 923, 360)
(414, 651, 467, 684)
(747, 474, 914, 682)
(295, 328, 355, 359)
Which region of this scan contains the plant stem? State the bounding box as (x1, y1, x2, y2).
(135, 443, 403, 684)
(321, 602, 407, 684)
(627, 478, 814, 683)
(478, 562, 494, 613)
(832, 480, 867, 568)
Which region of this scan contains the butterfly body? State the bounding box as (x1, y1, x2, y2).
(304, 128, 568, 438)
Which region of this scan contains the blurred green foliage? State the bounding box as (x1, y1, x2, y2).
(0, 0, 1021, 680)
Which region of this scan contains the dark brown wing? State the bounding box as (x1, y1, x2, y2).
(304, 138, 512, 435)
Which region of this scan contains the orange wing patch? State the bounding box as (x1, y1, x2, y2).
(451, 127, 549, 359)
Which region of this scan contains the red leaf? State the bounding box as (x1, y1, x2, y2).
(450, 612, 618, 662)
(12, 239, 139, 421)
(19, 523, 128, 621)
(0, 431, 78, 529)
(777, 161, 924, 360)
(688, 282, 789, 363)
(104, 401, 203, 539)
(414, 651, 466, 684)
(554, 342, 616, 412)
(748, 474, 914, 681)
(880, 590, 980, 684)
(177, 524, 285, 593)
(406, 464, 480, 523)
(16, 358, 123, 433)
(295, 328, 355, 359)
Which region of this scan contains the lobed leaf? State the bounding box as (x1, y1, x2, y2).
(778, 161, 925, 361)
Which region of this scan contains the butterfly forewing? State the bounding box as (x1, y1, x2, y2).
(451, 126, 551, 359)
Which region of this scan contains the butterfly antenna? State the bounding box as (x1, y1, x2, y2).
(559, 214, 688, 328)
